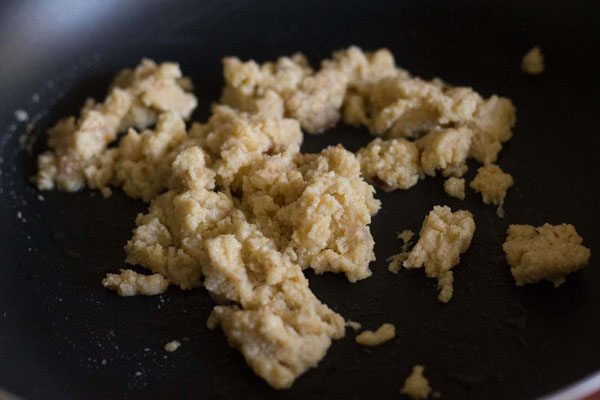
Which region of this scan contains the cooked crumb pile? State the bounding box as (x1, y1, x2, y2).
(35, 46, 524, 389)
(503, 223, 590, 286)
(355, 323, 396, 346)
(401, 365, 432, 399)
(36, 60, 196, 193)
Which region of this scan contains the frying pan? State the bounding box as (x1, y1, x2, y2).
(1, 0, 599, 399)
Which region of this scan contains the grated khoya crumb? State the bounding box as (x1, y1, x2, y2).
(388, 230, 415, 273)
(164, 340, 181, 352)
(345, 320, 362, 331)
(401, 365, 432, 400)
(503, 223, 590, 286)
(102, 269, 169, 296)
(403, 206, 475, 302)
(470, 164, 513, 217)
(355, 323, 396, 346)
(522, 46, 545, 75)
(444, 177, 465, 200)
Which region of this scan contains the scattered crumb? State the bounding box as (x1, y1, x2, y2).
(102, 269, 169, 296)
(403, 206, 475, 302)
(388, 230, 416, 273)
(14, 109, 29, 122)
(401, 365, 432, 400)
(37, 194, 45, 202)
(444, 177, 465, 200)
(164, 340, 181, 352)
(503, 223, 591, 286)
(522, 46, 545, 75)
(100, 187, 112, 198)
(355, 323, 396, 346)
(470, 164, 513, 217)
(388, 253, 409, 273)
(345, 320, 362, 331)
(357, 137, 421, 191)
(398, 230, 415, 244)
(436, 271, 454, 303)
(416, 127, 472, 178)
(16, 211, 22, 219)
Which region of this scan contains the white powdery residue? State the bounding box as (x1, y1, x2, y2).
(16, 211, 22, 219)
(37, 194, 45, 202)
(32, 93, 40, 103)
(15, 109, 29, 122)
(134, 371, 142, 377)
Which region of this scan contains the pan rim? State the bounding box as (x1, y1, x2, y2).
(2, 370, 600, 400)
(541, 370, 600, 400)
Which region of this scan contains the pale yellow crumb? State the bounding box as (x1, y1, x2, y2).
(100, 187, 112, 198)
(164, 340, 181, 352)
(34, 46, 520, 390)
(356, 137, 420, 191)
(102, 269, 169, 296)
(36, 59, 197, 193)
(345, 320, 362, 331)
(388, 252, 410, 273)
(404, 206, 475, 302)
(398, 230, 415, 244)
(522, 46, 545, 75)
(503, 223, 591, 286)
(444, 177, 465, 200)
(416, 127, 472, 177)
(470, 164, 513, 217)
(388, 230, 416, 273)
(355, 323, 396, 346)
(401, 365, 432, 399)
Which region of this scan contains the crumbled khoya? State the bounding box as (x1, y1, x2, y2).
(503, 223, 590, 286)
(35, 46, 523, 390)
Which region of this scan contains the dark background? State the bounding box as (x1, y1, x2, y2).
(1, 0, 599, 399)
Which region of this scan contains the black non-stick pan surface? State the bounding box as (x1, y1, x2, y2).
(1, 0, 599, 399)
